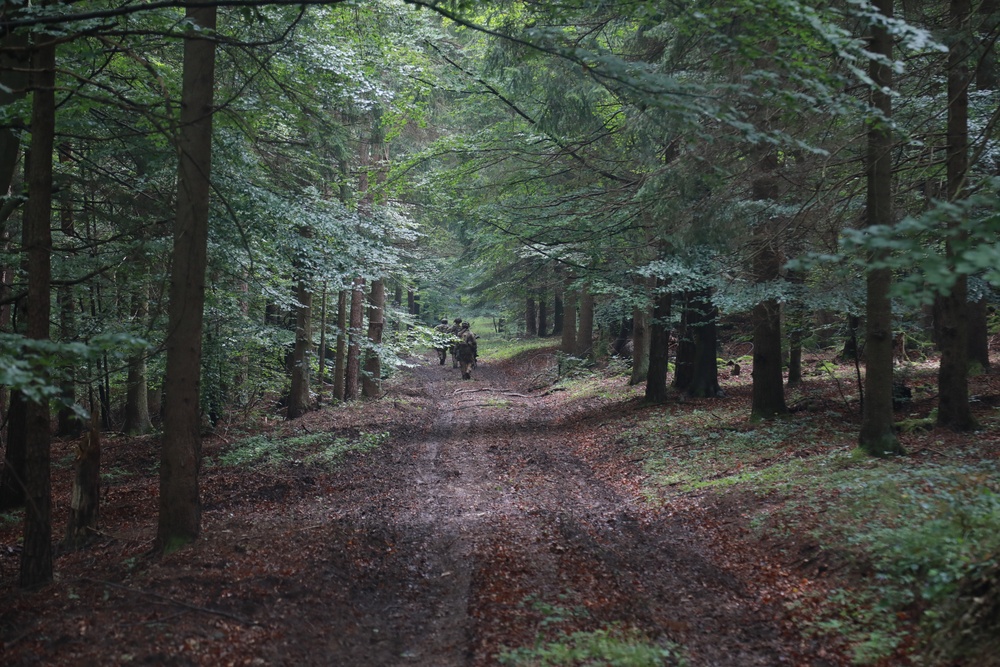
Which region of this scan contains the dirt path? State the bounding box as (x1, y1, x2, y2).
(1, 351, 840, 666)
(296, 354, 832, 666)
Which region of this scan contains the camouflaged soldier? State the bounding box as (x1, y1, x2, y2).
(455, 321, 478, 380)
(449, 318, 463, 368)
(433, 318, 451, 365)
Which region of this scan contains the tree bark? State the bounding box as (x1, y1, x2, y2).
(967, 297, 990, 372)
(525, 296, 537, 336)
(362, 279, 385, 399)
(286, 275, 313, 419)
(644, 284, 671, 403)
(560, 277, 577, 354)
(334, 289, 348, 401)
(552, 287, 563, 336)
(20, 29, 56, 588)
(575, 289, 594, 358)
(123, 289, 152, 435)
(537, 298, 547, 337)
(630, 276, 653, 386)
(687, 290, 722, 399)
(345, 277, 365, 401)
(63, 424, 100, 551)
(859, 0, 904, 456)
(156, 3, 217, 553)
(317, 284, 328, 404)
(673, 292, 695, 392)
(937, 0, 976, 430)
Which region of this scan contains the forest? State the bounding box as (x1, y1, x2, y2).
(1, 0, 1000, 665)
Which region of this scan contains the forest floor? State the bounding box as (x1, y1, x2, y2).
(2, 342, 999, 666)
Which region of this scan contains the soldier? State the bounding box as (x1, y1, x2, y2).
(449, 318, 463, 368)
(455, 321, 478, 380)
(433, 318, 451, 365)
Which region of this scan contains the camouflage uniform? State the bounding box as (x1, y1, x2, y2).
(433, 318, 451, 365)
(455, 322, 478, 380)
(449, 318, 463, 368)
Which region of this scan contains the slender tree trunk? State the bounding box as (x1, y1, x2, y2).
(560, 278, 577, 354)
(20, 29, 56, 588)
(750, 155, 788, 418)
(859, 0, 904, 456)
(576, 289, 595, 359)
(123, 290, 152, 435)
(967, 298, 990, 372)
(937, 0, 976, 430)
(687, 290, 722, 399)
(362, 279, 385, 399)
(317, 284, 328, 404)
(63, 421, 100, 551)
(786, 268, 805, 387)
(630, 276, 653, 386)
(975, 0, 998, 89)
(286, 276, 313, 419)
(644, 284, 671, 403)
(537, 298, 547, 337)
(156, 4, 217, 553)
(553, 288, 563, 336)
(525, 296, 537, 336)
(345, 277, 365, 401)
(673, 292, 695, 392)
(0, 392, 26, 510)
(334, 289, 348, 401)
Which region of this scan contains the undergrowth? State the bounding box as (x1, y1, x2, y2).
(623, 373, 1000, 665)
(497, 595, 685, 667)
(213, 430, 389, 469)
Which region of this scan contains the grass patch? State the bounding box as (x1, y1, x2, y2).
(219, 430, 389, 469)
(497, 595, 685, 667)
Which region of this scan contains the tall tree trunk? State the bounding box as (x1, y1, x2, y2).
(575, 289, 594, 358)
(560, 278, 577, 354)
(750, 154, 788, 419)
(859, 0, 904, 456)
(156, 3, 217, 553)
(334, 289, 348, 401)
(937, 0, 976, 430)
(644, 284, 671, 403)
(317, 284, 328, 404)
(344, 277, 365, 401)
(525, 296, 537, 336)
(967, 297, 990, 372)
(673, 292, 695, 392)
(20, 29, 56, 588)
(537, 298, 547, 337)
(552, 287, 563, 336)
(975, 0, 998, 89)
(687, 290, 722, 399)
(362, 279, 385, 399)
(123, 289, 152, 435)
(63, 420, 100, 551)
(786, 268, 805, 387)
(286, 276, 313, 419)
(630, 276, 653, 386)
(0, 391, 26, 509)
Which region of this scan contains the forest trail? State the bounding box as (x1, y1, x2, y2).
(307, 352, 837, 666)
(0, 349, 844, 666)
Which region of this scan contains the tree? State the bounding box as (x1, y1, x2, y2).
(936, 0, 977, 431)
(156, 2, 217, 553)
(19, 21, 56, 588)
(362, 279, 385, 398)
(859, 0, 904, 457)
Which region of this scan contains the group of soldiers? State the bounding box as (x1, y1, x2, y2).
(433, 317, 478, 380)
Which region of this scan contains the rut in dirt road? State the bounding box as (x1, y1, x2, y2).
(319, 352, 834, 667)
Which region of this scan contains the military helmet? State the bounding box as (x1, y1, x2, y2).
(461, 321, 470, 329)
(440, 318, 448, 324)
(454, 318, 462, 324)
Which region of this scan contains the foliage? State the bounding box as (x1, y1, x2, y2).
(497, 596, 684, 667)
(216, 430, 389, 468)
